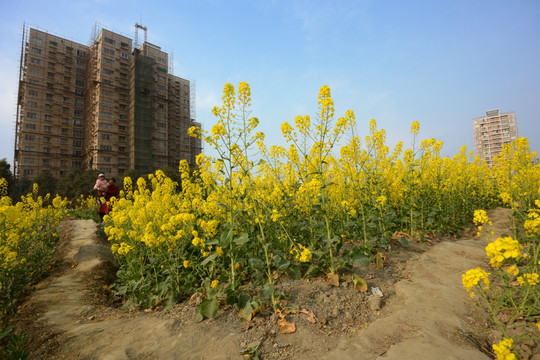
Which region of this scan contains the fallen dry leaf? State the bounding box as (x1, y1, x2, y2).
(298, 309, 317, 323)
(278, 318, 296, 334)
(327, 273, 340, 287)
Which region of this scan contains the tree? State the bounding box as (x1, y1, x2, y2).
(34, 170, 57, 197)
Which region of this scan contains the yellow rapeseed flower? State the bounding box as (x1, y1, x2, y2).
(211, 280, 219, 288)
(492, 338, 516, 360)
(462, 268, 490, 299)
(517, 273, 539, 286)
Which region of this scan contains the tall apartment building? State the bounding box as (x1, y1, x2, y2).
(473, 109, 518, 167)
(14, 26, 202, 180)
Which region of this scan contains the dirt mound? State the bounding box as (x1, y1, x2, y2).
(16, 209, 516, 359)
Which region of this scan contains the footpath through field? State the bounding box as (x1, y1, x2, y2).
(17, 209, 513, 359)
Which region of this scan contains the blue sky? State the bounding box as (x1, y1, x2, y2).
(0, 0, 539, 166)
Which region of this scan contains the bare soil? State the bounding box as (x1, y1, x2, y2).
(14, 208, 536, 359)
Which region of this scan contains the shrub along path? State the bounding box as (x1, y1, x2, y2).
(15, 209, 514, 359)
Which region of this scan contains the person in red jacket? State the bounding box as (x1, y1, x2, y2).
(98, 178, 119, 220)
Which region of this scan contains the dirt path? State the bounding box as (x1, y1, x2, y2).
(17, 209, 514, 359)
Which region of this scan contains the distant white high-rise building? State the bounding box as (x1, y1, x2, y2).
(473, 109, 518, 166)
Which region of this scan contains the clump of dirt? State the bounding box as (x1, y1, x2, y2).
(14, 210, 518, 359)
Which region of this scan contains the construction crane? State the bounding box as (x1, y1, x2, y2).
(134, 23, 147, 49)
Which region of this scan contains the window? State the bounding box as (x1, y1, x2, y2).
(156, 132, 166, 139)
(76, 69, 85, 77)
(48, 51, 56, 57)
(157, 122, 166, 128)
(146, 51, 154, 58)
(73, 130, 83, 137)
(30, 57, 41, 64)
(100, 123, 113, 130)
(100, 145, 112, 151)
(104, 48, 115, 55)
(28, 90, 38, 96)
(48, 72, 55, 78)
(66, 46, 73, 53)
(24, 158, 35, 164)
(157, 84, 166, 91)
(31, 47, 41, 54)
(29, 79, 40, 85)
(158, 57, 166, 64)
(101, 133, 112, 140)
(157, 103, 166, 109)
(48, 62, 55, 68)
(64, 86, 71, 92)
(23, 169, 34, 176)
(104, 37, 115, 45)
(75, 79, 85, 87)
(32, 37, 42, 44)
(27, 112, 37, 118)
(63, 107, 69, 113)
(118, 125, 126, 131)
(72, 161, 81, 168)
(28, 68, 40, 75)
(43, 136, 50, 142)
(76, 49, 86, 58)
(102, 68, 114, 75)
(63, 96, 70, 102)
(118, 146, 126, 152)
(73, 109, 83, 116)
(101, 101, 113, 107)
(24, 146, 35, 151)
(99, 156, 112, 162)
(24, 135, 35, 140)
(72, 139, 82, 147)
(42, 147, 50, 153)
(120, 52, 129, 59)
(101, 112, 113, 119)
(73, 119, 82, 126)
(60, 160, 68, 165)
(45, 104, 53, 110)
(76, 59, 85, 66)
(64, 66, 72, 72)
(25, 123, 37, 130)
(72, 150, 82, 156)
(47, 82, 54, 89)
(103, 58, 114, 65)
(60, 138, 68, 144)
(64, 76, 71, 82)
(44, 125, 52, 132)
(74, 88, 84, 96)
(44, 115, 52, 121)
(46, 93, 53, 99)
(61, 128, 68, 134)
(118, 136, 126, 141)
(65, 56, 72, 63)
(121, 42, 129, 49)
(49, 41, 57, 48)
(42, 159, 50, 165)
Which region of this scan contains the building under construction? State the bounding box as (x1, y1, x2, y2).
(473, 109, 518, 167)
(14, 24, 202, 180)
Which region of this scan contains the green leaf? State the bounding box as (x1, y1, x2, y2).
(233, 232, 249, 246)
(398, 237, 409, 247)
(196, 298, 218, 322)
(352, 248, 371, 266)
(248, 257, 264, 269)
(220, 229, 233, 247)
(260, 283, 275, 300)
(200, 253, 218, 266)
